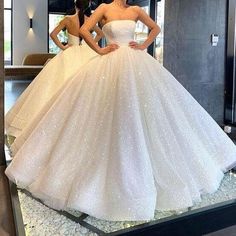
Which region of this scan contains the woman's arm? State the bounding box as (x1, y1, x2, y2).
(50, 18, 70, 51)
(129, 7, 161, 50)
(80, 4, 119, 55)
(84, 15, 104, 43)
(93, 25, 104, 42)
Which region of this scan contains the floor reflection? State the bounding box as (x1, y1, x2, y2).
(5, 80, 31, 113)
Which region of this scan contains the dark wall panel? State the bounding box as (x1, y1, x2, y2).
(164, 0, 227, 123)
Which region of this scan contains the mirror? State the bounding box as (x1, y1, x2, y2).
(4, 0, 236, 235)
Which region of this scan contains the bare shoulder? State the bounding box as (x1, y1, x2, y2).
(96, 3, 109, 11)
(60, 16, 71, 23)
(129, 5, 142, 12)
(59, 16, 68, 26)
(64, 15, 71, 21)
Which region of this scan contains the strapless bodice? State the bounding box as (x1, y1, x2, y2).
(68, 33, 80, 45)
(102, 20, 136, 45)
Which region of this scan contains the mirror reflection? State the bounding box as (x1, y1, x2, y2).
(3, 0, 236, 235)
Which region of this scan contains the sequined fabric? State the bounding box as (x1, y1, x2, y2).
(5, 20, 236, 221)
(5, 33, 97, 137)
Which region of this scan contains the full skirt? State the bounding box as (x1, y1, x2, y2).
(6, 46, 236, 221)
(5, 44, 97, 137)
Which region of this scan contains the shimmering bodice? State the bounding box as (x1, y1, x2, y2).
(102, 20, 136, 45)
(68, 33, 80, 45)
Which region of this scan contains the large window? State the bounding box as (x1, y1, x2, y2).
(4, 0, 12, 65)
(48, 0, 75, 53)
(49, 14, 67, 53)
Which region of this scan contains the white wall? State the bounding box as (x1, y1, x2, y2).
(13, 0, 48, 65)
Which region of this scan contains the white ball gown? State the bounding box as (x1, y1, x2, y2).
(5, 20, 236, 221)
(5, 33, 97, 138)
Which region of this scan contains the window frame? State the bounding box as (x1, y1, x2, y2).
(48, 0, 74, 53)
(4, 0, 13, 65)
(48, 13, 67, 53)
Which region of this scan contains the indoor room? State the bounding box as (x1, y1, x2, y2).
(1, 0, 236, 235)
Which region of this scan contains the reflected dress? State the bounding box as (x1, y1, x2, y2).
(5, 33, 97, 138)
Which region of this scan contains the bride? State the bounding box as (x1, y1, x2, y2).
(5, 0, 103, 140)
(5, 0, 236, 221)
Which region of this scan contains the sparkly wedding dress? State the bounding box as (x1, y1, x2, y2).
(5, 33, 97, 137)
(5, 20, 236, 221)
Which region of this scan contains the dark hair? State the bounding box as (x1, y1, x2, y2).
(75, 0, 92, 24)
(66, 0, 91, 41)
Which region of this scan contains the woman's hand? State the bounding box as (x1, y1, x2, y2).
(99, 44, 119, 55)
(62, 44, 71, 50)
(129, 41, 145, 50)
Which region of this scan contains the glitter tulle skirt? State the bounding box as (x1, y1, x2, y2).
(5, 46, 236, 221)
(5, 44, 97, 138)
